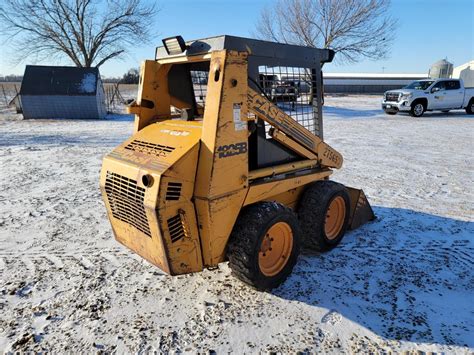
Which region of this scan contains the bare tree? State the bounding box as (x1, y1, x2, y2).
(0, 0, 158, 67)
(121, 68, 140, 84)
(255, 0, 397, 63)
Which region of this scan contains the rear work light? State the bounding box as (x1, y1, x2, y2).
(162, 36, 187, 55)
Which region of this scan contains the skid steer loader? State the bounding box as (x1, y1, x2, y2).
(100, 35, 374, 290)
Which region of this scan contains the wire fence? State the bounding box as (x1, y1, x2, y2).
(0, 83, 21, 111)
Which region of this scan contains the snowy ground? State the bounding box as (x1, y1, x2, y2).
(0, 94, 473, 353)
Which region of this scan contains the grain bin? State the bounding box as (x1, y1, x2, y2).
(428, 59, 453, 79)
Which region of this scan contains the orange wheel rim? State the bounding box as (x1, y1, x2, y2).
(258, 222, 293, 277)
(324, 196, 346, 240)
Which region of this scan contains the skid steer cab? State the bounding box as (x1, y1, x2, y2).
(100, 35, 375, 290)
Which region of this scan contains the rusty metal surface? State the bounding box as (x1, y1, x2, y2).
(347, 187, 376, 230)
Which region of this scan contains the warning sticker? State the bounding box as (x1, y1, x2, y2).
(233, 103, 246, 131)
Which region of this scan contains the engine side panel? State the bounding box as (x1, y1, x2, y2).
(100, 120, 203, 275)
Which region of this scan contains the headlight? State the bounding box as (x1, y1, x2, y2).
(401, 93, 413, 100)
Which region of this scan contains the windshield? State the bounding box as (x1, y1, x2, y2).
(404, 80, 434, 90)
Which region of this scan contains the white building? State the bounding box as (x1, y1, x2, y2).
(452, 61, 474, 88)
(323, 73, 428, 94)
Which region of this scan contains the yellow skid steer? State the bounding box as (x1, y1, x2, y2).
(100, 35, 374, 290)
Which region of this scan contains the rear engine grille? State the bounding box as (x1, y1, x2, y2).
(104, 171, 151, 237)
(386, 92, 400, 102)
(125, 139, 175, 157)
(167, 214, 186, 243)
(166, 182, 182, 201)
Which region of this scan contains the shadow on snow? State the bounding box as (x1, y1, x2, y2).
(274, 206, 474, 348)
(323, 105, 471, 119)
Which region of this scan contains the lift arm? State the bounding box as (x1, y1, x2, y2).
(247, 88, 343, 169)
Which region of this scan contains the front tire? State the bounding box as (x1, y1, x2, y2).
(227, 202, 301, 290)
(410, 101, 425, 117)
(298, 181, 350, 252)
(466, 99, 474, 115)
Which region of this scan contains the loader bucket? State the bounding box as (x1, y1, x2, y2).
(346, 187, 375, 230)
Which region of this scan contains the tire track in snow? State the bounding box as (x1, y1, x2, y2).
(44, 254, 64, 268)
(20, 257, 36, 276)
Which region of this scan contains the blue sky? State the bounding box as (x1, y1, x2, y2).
(0, 0, 473, 76)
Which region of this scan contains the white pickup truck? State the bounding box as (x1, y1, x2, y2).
(382, 78, 474, 117)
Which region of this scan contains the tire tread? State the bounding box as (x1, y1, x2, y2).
(227, 202, 300, 290)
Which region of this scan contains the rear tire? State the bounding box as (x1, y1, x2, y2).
(298, 180, 350, 252)
(466, 99, 474, 115)
(410, 101, 425, 117)
(227, 201, 301, 290)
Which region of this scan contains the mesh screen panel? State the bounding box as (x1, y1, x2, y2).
(190, 70, 209, 108)
(258, 66, 321, 137)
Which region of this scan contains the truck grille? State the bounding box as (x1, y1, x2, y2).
(385, 92, 400, 102)
(104, 171, 151, 237)
(125, 139, 175, 158)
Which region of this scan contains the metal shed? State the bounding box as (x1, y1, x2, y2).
(19, 65, 106, 119)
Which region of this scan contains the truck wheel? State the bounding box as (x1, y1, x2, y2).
(466, 99, 474, 115)
(410, 101, 425, 117)
(227, 201, 301, 290)
(298, 180, 350, 252)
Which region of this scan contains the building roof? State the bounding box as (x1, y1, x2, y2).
(323, 73, 428, 79)
(20, 65, 100, 96)
(454, 60, 474, 71)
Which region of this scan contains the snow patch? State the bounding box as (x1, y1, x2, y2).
(0, 92, 472, 353)
(78, 73, 96, 93)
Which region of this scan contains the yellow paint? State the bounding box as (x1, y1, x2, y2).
(248, 159, 319, 180)
(100, 120, 204, 274)
(270, 129, 318, 160)
(100, 42, 360, 277)
(247, 88, 343, 169)
(244, 170, 332, 206)
(194, 50, 250, 266)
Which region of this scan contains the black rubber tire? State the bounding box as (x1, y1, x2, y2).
(466, 99, 474, 115)
(384, 110, 397, 115)
(227, 201, 301, 290)
(410, 101, 426, 117)
(298, 180, 350, 252)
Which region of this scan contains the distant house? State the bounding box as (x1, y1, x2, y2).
(19, 65, 106, 119)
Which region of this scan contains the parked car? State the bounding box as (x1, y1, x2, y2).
(382, 78, 474, 117)
(259, 74, 299, 102)
(270, 80, 299, 102)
